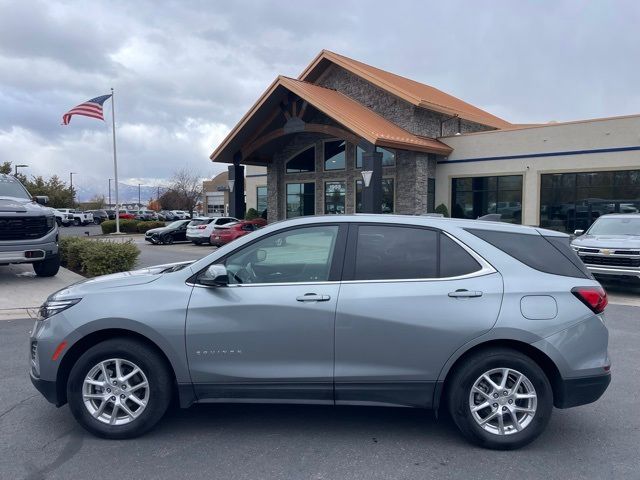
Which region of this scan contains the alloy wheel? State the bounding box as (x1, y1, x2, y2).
(469, 368, 537, 435)
(82, 358, 150, 426)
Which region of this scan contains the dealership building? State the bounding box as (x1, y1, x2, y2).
(211, 50, 640, 232)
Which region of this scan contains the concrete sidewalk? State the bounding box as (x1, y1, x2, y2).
(0, 264, 83, 320)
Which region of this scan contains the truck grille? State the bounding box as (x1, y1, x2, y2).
(581, 255, 640, 268)
(0, 217, 51, 240)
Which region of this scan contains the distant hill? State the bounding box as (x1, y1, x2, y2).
(76, 183, 161, 205)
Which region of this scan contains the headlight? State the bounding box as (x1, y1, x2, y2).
(46, 215, 55, 228)
(570, 244, 579, 252)
(37, 298, 81, 320)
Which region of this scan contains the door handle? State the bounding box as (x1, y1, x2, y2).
(296, 293, 331, 302)
(448, 289, 483, 298)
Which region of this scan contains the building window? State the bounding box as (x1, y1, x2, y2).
(539, 170, 640, 233)
(452, 175, 523, 223)
(286, 146, 315, 173)
(206, 193, 226, 216)
(356, 146, 396, 169)
(324, 181, 346, 214)
(286, 183, 315, 218)
(355, 178, 395, 213)
(324, 140, 346, 171)
(256, 186, 267, 217)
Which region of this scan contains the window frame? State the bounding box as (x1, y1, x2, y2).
(324, 180, 347, 215)
(322, 139, 347, 172)
(341, 223, 495, 283)
(354, 176, 396, 214)
(285, 181, 316, 219)
(285, 145, 316, 174)
(190, 223, 349, 287)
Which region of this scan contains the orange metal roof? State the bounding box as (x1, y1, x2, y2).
(210, 76, 452, 162)
(300, 50, 512, 130)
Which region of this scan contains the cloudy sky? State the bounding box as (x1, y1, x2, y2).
(1, 0, 639, 196)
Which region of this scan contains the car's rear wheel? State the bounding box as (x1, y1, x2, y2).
(67, 338, 172, 439)
(56, 218, 62, 226)
(447, 348, 552, 450)
(74, 218, 80, 226)
(33, 255, 60, 277)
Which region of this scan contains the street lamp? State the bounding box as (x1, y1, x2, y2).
(108, 178, 112, 207)
(138, 183, 141, 208)
(14, 164, 28, 176)
(70, 172, 77, 204)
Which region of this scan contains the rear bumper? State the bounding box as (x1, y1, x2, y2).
(555, 373, 611, 408)
(30, 372, 62, 406)
(187, 234, 208, 241)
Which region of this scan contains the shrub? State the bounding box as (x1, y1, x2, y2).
(137, 221, 165, 233)
(245, 208, 259, 220)
(58, 237, 140, 277)
(100, 219, 139, 234)
(434, 203, 450, 217)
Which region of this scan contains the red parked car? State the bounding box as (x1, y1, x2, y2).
(118, 210, 136, 220)
(209, 221, 260, 246)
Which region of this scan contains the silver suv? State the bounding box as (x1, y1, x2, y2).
(571, 214, 640, 280)
(30, 215, 610, 449)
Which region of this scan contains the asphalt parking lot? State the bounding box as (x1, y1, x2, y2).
(0, 304, 638, 480)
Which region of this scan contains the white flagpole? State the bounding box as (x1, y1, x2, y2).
(110, 87, 120, 234)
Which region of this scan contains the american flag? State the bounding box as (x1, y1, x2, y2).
(62, 94, 112, 125)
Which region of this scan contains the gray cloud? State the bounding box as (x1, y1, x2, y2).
(0, 0, 639, 195)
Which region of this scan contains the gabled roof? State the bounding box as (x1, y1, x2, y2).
(210, 76, 452, 163)
(300, 50, 512, 130)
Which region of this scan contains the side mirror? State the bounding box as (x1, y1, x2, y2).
(34, 196, 49, 205)
(573, 229, 585, 236)
(199, 264, 228, 287)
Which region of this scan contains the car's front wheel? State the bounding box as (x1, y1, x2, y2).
(447, 348, 553, 450)
(67, 338, 172, 439)
(33, 255, 60, 277)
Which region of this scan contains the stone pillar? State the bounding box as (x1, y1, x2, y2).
(228, 163, 245, 219)
(361, 150, 383, 214)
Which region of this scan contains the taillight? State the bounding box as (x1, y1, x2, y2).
(571, 286, 608, 314)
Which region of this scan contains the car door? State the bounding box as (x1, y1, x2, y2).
(334, 223, 503, 408)
(185, 223, 347, 403)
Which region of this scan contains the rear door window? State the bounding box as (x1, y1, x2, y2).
(353, 225, 438, 280)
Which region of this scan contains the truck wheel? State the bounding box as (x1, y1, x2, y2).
(56, 218, 62, 226)
(33, 255, 60, 277)
(74, 218, 80, 226)
(66, 338, 172, 439)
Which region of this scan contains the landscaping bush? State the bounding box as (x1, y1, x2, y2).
(136, 221, 165, 233)
(100, 219, 139, 234)
(434, 203, 450, 217)
(59, 237, 140, 277)
(245, 208, 259, 220)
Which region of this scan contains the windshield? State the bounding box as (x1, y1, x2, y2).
(189, 219, 211, 226)
(0, 176, 31, 200)
(587, 217, 640, 235)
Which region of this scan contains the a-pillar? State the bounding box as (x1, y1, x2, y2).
(228, 163, 245, 219)
(361, 149, 383, 214)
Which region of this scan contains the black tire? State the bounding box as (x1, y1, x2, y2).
(74, 218, 80, 226)
(66, 338, 172, 439)
(447, 348, 553, 450)
(163, 235, 174, 245)
(56, 218, 62, 226)
(33, 255, 60, 277)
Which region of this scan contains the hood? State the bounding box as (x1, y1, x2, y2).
(50, 261, 195, 299)
(145, 227, 167, 235)
(0, 196, 51, 214)
(571, 234, 640, 249)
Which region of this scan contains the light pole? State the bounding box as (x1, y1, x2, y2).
(108, 178, 112, 207)
(138, 184, 141, 209)
(70, 172, 77, 204)
(14, 164, 28, 176)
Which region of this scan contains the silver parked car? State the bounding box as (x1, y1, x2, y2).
(30, 215, 610, 449)
(571, 213, 640, 280)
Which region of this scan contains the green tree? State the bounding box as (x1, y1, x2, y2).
(83, 194, 106, 210)
(23, 175, 75, 208)
(0, 161, 11, 174)
(434, 203, 450, 217)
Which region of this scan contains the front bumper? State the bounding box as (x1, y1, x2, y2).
(555, 373, 611, 408)
(0, 239, 58, 264)
(584, 265, 640, 279)
(30, 371, 62, 406)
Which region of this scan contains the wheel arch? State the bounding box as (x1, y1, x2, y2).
(434, 339, 563, 411)
(55, 328, 194, 408)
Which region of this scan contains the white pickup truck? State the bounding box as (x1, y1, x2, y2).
(57, 208, 94, 226)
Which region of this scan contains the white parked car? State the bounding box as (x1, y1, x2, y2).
(57, 209, 93, 226)
(186, 217, 238, 245)
(170, 210, 187, 219)
(51, 208, 73, 226)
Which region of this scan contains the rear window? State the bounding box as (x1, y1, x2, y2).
(466, 228, 590, 279)
(189, 219, 212, 226)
